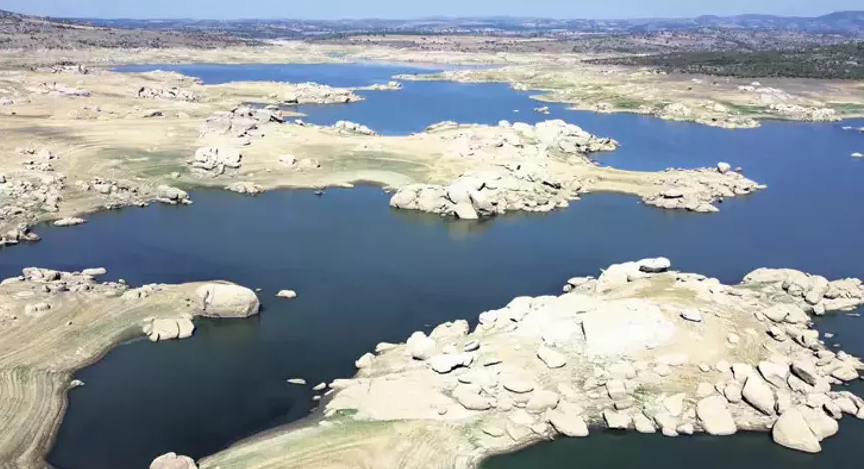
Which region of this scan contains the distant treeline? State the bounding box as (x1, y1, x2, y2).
(591, 41, 864, 79)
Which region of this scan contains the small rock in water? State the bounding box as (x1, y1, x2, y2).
(852, 152, 863, 158)
(276, 290, 298, 299)
(287, 378, 307, 385)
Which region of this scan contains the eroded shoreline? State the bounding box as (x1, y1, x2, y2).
(1, 60, 769, 248)
(0, 267, 261, 469)
(0, 47, 861, 469)
(198, 260, 864, 469)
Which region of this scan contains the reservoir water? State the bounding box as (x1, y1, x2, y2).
(2, 63, 862, 469)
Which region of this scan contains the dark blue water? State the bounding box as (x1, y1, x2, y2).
(4, 64, 861, 469)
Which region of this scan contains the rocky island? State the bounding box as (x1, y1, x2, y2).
(197, 259, 864, 469)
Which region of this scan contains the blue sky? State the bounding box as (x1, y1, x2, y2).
(0, 0, 860, 20)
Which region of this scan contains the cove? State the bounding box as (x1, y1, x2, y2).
(4, 63, 861, 468)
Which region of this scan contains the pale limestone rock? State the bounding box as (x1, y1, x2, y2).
(355, 353, 374, 369)
(276, 290, 297, 299)
(742, 376, 776, 415)
(773, 408, 821, 453)
(537, 345, 567, 369)
(697, 395, 737, 436)
(150, 452, 197, 469)
(526, 390, 560, 414)
(547, 410, 589, 437)
(196, 283, 260, 318)
(603, 410, 632, 430)
(633, 413, 657, 434)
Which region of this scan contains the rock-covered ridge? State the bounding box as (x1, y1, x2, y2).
(390, 163, 579, 219)
(643, 164, 766, 213)
(279, 82, 362, 105)
(425, 119, 619, 160)
(322, 260, 863, 456)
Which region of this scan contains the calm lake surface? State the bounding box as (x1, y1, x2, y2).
(3, 63, 861, 469)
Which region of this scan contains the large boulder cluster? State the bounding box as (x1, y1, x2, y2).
(225, 181, 264, 196)
(768, 104, 839, 122)
(188, 147, 243, 177)
(281, 82, 362, 105)
(143, 316, 195, 342)
(1, 172, 65, 216)
(0, 268, 126, 322)
(155, 185, 191, 205)
(200, 106, 284, 141)
(0, 223, 41, 246)
(333, 120, 377, 135)
(428, 120, 618, 162)
(42, 82, 91, 97)
(321, 259, 864, 455)
(389, 163, 580, 219)
(137, 86, 197, 101)
(37, 64, 90, 75)
(1, 168, 67, 244)
(509, 119, 619, 154)
(643, 164, 766, 213)
(742, 268, 864, 316)
(75, 177, 147, 209)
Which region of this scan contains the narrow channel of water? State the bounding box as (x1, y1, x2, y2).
(2, 63, 860, 468)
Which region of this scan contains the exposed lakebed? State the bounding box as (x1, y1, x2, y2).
(3, 63, 862, 469)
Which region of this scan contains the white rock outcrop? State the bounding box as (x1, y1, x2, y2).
(196, 283, 260, 318)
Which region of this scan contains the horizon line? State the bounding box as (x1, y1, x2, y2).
(5, 9, 862, 24)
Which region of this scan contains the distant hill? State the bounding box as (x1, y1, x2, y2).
(59, 11, 864, 41)
(592, 41, 864, 80)
(2, 8, 864, 51)
(0, 8, 259, 49)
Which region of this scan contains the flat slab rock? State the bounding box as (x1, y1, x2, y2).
(696, 395, 737, 436)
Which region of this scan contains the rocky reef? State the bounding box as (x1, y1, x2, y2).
(321, 259, 863, 460)
(389, 120, 764, 219)
(642, 163, 766, 213)
(280, 82, 362, 105)
(390, 162, 578, 219)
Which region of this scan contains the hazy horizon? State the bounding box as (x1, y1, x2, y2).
(0, 0, 861, 21)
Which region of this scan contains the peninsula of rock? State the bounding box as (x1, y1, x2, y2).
(199, 260, 864, 469)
